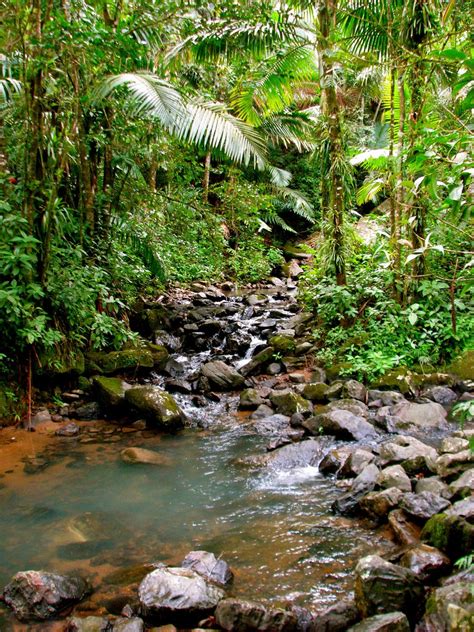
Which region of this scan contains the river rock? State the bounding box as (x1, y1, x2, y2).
(347, 612, 409, 632)
(422, 385, 458, 405)
(439, 436, 469, 454)
(388, 509, 421, 545)
(239, 347, 274, 376)
(201, 361, 244, 391)
(124, 387, 184, 430)
(416, 476, 452, 499)
(377, 465, 411, 492)
(379, 435, 437, 466)
(319, 447, 353, 476)
(296, 600, 359, 631)
(269, 334, 296, 354)
(31, 409, 52, 426)
(138, 567, 224, 624)
(325, 382, 343, 399)
(3, 570, 90, 621)
(308, 410, 378, 441)
(254, 414, 291, 436)
(182, 551, 233, 586)
(332, 463, 380, 515)
(250, 404, 274, 419)
(399, 544, 451, 582)
(74, 401, 100, 420)
(325, 399, 369, 418)
(215, 598, 296, 631)
(422, 579, 474, 631)
(368, 390, 407, 407)
(93, 376, 131, 408)
(400, 491, 451, 522)
(446, 497, 474, 523)
(354, 555, 423, 624)
(239, 389, 264, 409)
(449, 469, 474, 497)
(56, 422, 80, 437)
(120, 448, 171, 466)
(389, 401, 448, 432)
(66, 616, 111, 631)
(421, 513, 474, 558)
(269, 391, 312, 416)
(339, 449, 375, 478)
(359, 488, 403, 521)
(86, 349, 154, 375)
(302, 382, 329, 402)
(434, 449, 474, 478)
(342, 380, 367, 402)
(114, 618, 145, 632)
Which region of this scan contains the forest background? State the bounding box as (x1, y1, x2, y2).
(0, 0, 472, 415)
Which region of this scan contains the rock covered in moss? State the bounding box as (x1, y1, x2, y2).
(269, 334, 296, 354)
(270, 391, 312, 416)
(3, 570, 90, 621)
(239, 388, 265, 409)
(93, 376, 131, 408)
(125, 386, 185, 430)
(87, 349, 154, 375)
(422, 578, 474, 631)
(146, 343, 169, 370)
(354, 555, 424, 624)
(421, 513, 474, 558)
(446, 350, 474, 380)
(302, 382, 329, 402)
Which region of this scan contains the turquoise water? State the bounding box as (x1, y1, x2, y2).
(0, 419, 388, 628)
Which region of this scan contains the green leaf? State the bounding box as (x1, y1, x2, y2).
(449, 184, 463, 201)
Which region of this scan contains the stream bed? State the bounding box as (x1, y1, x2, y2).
(0, 407, 389, 628)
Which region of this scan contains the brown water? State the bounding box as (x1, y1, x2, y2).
(0, 411, 390, 629)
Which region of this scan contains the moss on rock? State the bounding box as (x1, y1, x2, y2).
(86, 349, 154, 375)
(421, 513, 474, 559)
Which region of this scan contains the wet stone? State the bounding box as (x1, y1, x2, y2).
(347, 612, 409, 632)
(215, 598, 297, 632)
(399, 544, 451, 582)
(181, 551, 233, 586)
(400, 491, 451, 522)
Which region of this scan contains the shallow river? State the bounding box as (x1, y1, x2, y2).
(0, 399, 389, 628)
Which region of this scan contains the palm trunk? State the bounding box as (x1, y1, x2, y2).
(319, 0, 346, 285)
(202, 151, 211, 203)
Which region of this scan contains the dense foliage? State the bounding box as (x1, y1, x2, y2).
(0, 0, 472, 395)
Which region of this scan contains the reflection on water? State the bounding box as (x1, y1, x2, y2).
(0, 421, 389, 627)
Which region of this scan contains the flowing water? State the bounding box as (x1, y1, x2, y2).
(0, 403, 389, 629)
(0, 286, 391, 628)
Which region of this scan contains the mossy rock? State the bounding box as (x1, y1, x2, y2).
(124, 386, 184, 430)
(445, 350, 474, 381)
(86, 349, 154, 375)
(145, 343, 169, 371)
(270, 391, 312, 416)
(325, 362, 356, 382)
(93, 376, 130, 408)
(269, 334, 296, 354)
(372, 367, 456, 394)
(37, 350, 85, 377)
(421, 513, 474, 559)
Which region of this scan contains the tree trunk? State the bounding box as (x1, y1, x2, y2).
(202, 151, 211, 203)
(318, 0, 347, 285)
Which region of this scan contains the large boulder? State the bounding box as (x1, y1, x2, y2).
(388, 509, 421, 546)
(422, 385, 458, 405)
(416, 476, 452, 499)
(434, 450, 474, 479)
(181, 551, 233, 586)
(307, 410, 378, 441)
(422, 579, 474, 631)
(3, 570, 90, 621)
(325, 399, 369, 418)
(124, 386, 184, 430)
(339, 448, 375, 478)
(347, 612, 409, 632)
(201, 361, 245, 390)
(239, 347, 274, 377)
(400, 492, 451, 522)
(354, 555, 424, 624)
(270, 391, 312, 416)
(239, 388, 265, 409)
(138, 567, 224, 624)
(295, 601, 359, 631)
(215, 598, 297, 631)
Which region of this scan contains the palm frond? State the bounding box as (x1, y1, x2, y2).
(274, 187, 314, 220)
(356, 177, 385, 205)
(0, 78, 22, 102)
(166, 19, 311, 64)
(111, 217, 166, 281)
(95, 73, 185, 129)
(258, 112, 316, 151)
